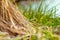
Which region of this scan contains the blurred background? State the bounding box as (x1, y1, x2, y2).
(17, 0, 60, 17)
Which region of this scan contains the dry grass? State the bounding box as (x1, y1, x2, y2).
(0, 0, 35, 38)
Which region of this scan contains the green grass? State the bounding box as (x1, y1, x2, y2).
(17, 0, 60, 27)
(16, 0, 60, 40)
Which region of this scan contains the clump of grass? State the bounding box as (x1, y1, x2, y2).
(0, 0, 35, 38)
(17, 0, 60, 27)
(0, 0, 60, 40)
(16, 1, 60, 40)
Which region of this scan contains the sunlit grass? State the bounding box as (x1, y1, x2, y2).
(16, 0, 60, 40)
(17, 1, 60, 27)
(0, 0, 60, 40)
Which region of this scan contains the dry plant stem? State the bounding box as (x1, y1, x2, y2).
(0, 0, 35, 37)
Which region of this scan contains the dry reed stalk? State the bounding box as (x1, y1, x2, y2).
(0, 0, 35, 37)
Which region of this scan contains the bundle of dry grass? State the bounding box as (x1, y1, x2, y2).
(0, 0, 35, 37)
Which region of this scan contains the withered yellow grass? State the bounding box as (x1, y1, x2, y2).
(0, 0, 35, 37)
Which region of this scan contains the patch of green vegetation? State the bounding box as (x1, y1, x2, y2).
(15, 0, 60, 40)
(17, 0, 60, 27)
